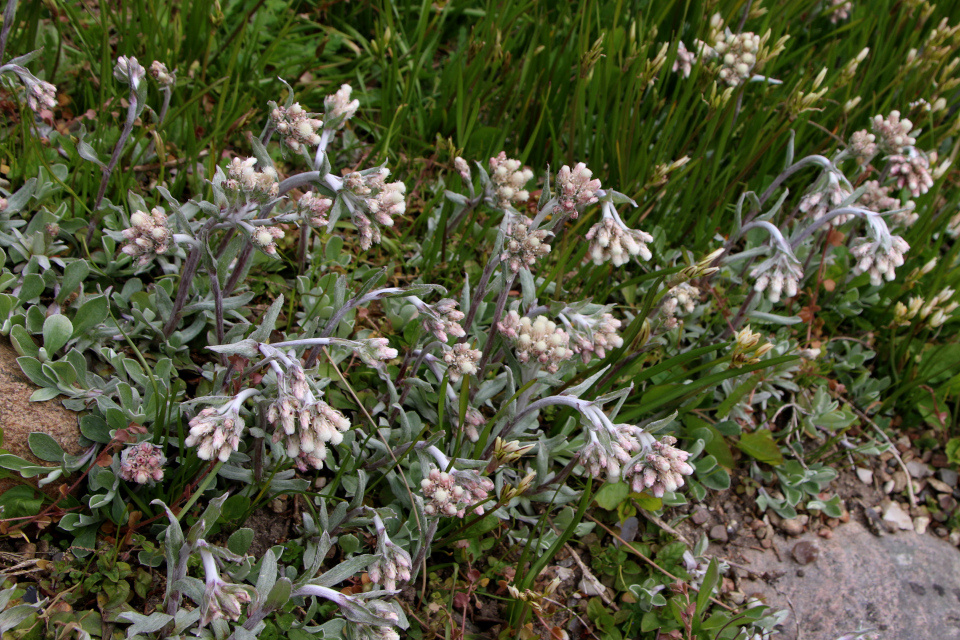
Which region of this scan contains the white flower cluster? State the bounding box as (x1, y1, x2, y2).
(343, 169, 407, 250)
(150, 61, 175, 86)
(421, 298, 466, 342)
(357, 338, 400, 369)
(751, 252, 804, 303)
(848, 129, 877, 165)
(118, 441, 166, 485)
(121, 208, 172, 265)
(497, 311, 573, 373)
(266, 363, 351, 472)
(225, 157, 279, 203)
(113, 55, 146, 88)
(663, 283, 700, 318)
(799, 172, 852, 224)
(199, 547, 254, 627)
(271, 103, 324, 151)
(851, 234, 909, 285)
(368, 536, 412, 592)
(829, 0, 852, 23)
(871, 111, 915, 153)
(251, 226, 285, 256)
(420, 466, 495, 518)
(187, 406, 245, 462)
(672, 41, 697, 78)
(454, 157, 471, 181)
(625, 435, 695, 498)
(581, 420, 651, 482)
(299, 191, 333, 227)
(859, 180, 916, 227)
(897, 288, 959, 328)
(443, 342, 481, 383)
(501, 216, 551, 273)
(566, 312, 624, 364)
(706, 30, 761, 86)
(888, 150, 934, 197)
(585, 217, 653, 266)
(488, 152, 533, 210)
(324, 84, 360, 128)
(25, 78, 56, 113)
(555, 163, 601, 218)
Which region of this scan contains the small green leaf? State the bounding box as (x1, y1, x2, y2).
(228, 528, 254, 555)
(339, 533, 360, 555)
(594, 481, 629, 510)
(28, 432, 65, 463)
(57, 260, 90, 303)
(72, 295, 108, 338)
(737, 430, 784, 465)
(42, 314, 73, 354)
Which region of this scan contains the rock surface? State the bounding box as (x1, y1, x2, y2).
(0, 338, 81, 495)
(737, 520, 960, 640)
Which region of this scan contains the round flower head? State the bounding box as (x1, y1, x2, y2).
(712, 30, 761, 86)
(488, 152, 533, 210)
(887, 150, 934, 197)
(871, 111, 915, 153)
(501, 216, 551, 273)
(271, 103, 324, 151)
(585, 217, 653, 266)
(497, 311, 573, 374)
(672, 41, 697, 78)
(851, 234, 909, 286)
(121, 208, 173, 266)
(324, 84, 360, 128)
(443, 342, 482, 383)
(119, 442, 166, 485)
(420, 465, 495, 518)
(555, 163, 601, 218)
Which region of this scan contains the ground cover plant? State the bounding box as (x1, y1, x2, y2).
(1, 0, 960, 638)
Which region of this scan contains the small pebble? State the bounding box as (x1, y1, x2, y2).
(792, 540, 819, 565)
(709, 524, 729, 543)
(818, 528, 833, 539)
(939, 469, 959, 487)
(914, 516, 931, 535)
(692, 506, 710, 526)
(761, 539, 773, 549)
(856, 467, 873, 484)
(779, 517, 807, 537)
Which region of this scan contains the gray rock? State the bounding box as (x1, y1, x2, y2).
(709, 524, 729, 542)
(939, 469, 959, 487)
(691, 506, 710, 526)
(740, 520, 960, 640)
(882, 501, 914, 531)
(855, 467, 873, 484)
(906, 460, 933, 479)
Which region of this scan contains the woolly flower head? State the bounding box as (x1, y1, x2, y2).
(848, 130, 877, 166)
(119, 442, 166, 485)
(555, 163, 602, 217)
(672, 41, 697, 78)
(888, 150, 934, 197)
(324, 84, 360, 128)
(150, 61, 175, 86)
(712, 30, 761, 86)
(454, 157, 471, 181)
(871, 111, 915, 153)
(113, 56, 146, 88)
(421, 298, 466, 343)
(497, 311, 572, 373)
(751, 251, 803, 303)
(851, 234, 909, 286)
(343, 169, 407, 250)
(299, 191, 334, 228)
(420, 466, 494, 518)
(121, 208, 172, 266)
(25, 79, 56, 113)
(271, 103, 324, 151)
(443, 342, 481, 383)
(585, 217, 653, 266)
(251, 226, 285, 256)
(663, 283, 700, 317)
(625, 436, 694, 497)
(488, 152, 533, 210)
(187, 406, 245, 462)
(501, 216, 551, 273)
(225, 157, 279, 203)
(799, 172, 852, 223)
(369, 535, 412, 592)
(580, 419, 652, 483)
(567, 312, 624, 364)
(859, 180, 916, 228)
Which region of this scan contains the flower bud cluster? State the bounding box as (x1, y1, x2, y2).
(199, 547, 254, 627)
(711, 30, 761, 86)
(625, 435, 695, 498)
(422, 299, 466, 342)
(225, 157, 279, 202)
(497, 311, 573, 373)
(887, 151, 934, 197)
(150, 61, 175, 86)
(113, 56, 146, 88)
(492, 437, 535, 467)
(271, 103, 324, 151)
(343, 604, 401, 640)
(672, 41, 697, 78)
(581, 420, 650, 483)
(859, 180, 916, 227)
(851, 234, 909, 286)
(299, 191, 334, 227)
(268, 376, 351, 472)
(828, 0, 852, 23)
(871, 111, 915, 153)
(488, 152, 533, 210)
(566, 312, 624, 364)
(420, 466, 494, 518)
(501, 216, 551, 273)
(751, 242, 804, 303)
(121, 208, 172, 265)
(187, 406, 245, 462)
(324, 84, 360, 128)
(464, 407, 485, 443)
(251, 226, 285, 256)
(454, 157, 472, 181)
(663, 283, 700, 318)
(369, 528, 413, 591)
(585, 217, 653, 266)
(25, 79, 57, 113)
(118, 441, 166, 485)
(731, 326, 774, 368)
(839, 48, 869, 84)
(799, 172, 851, 223)
(443, 342, 481, 383)
(343, 169, 407, 250)
(848, 130, 877, 166)
(555, 163, 601, 217)
(919, 288, 959, 328)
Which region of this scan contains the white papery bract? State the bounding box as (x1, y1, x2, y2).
(498, 311, 573, 373)
(851, 234, 909, 286)
(710, 30, 761, 86)
(271, 103, 324, 152)
(121, 208, 172, 265)
(118, 441, 165, 485)
(251, 226, 285, 256)
(798, 171, 851, 223)
(420, 298, 466, 342)
(501, 216, 551, 273)
(488, 152, 533, 210)
(859, 180, 916, 228)
(585, 216, 653, 266)
(369, 518, 413, 592)
(563, 311, 624, 364)
(555, 163, 602, 217)
(871, 110, 915, 153)
(299, 191, 334, 227)
(443, 342, 481, 383)
(848, 129, 877, 166)
(420, 465, 494, 519)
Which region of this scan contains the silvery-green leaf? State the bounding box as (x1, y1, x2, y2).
(118, 611, 173, 636)
(42, 314, 72, 354)
(310, 554, 375, 588)
(207, 338, 260, 358)
(28, 432, 64, 462)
